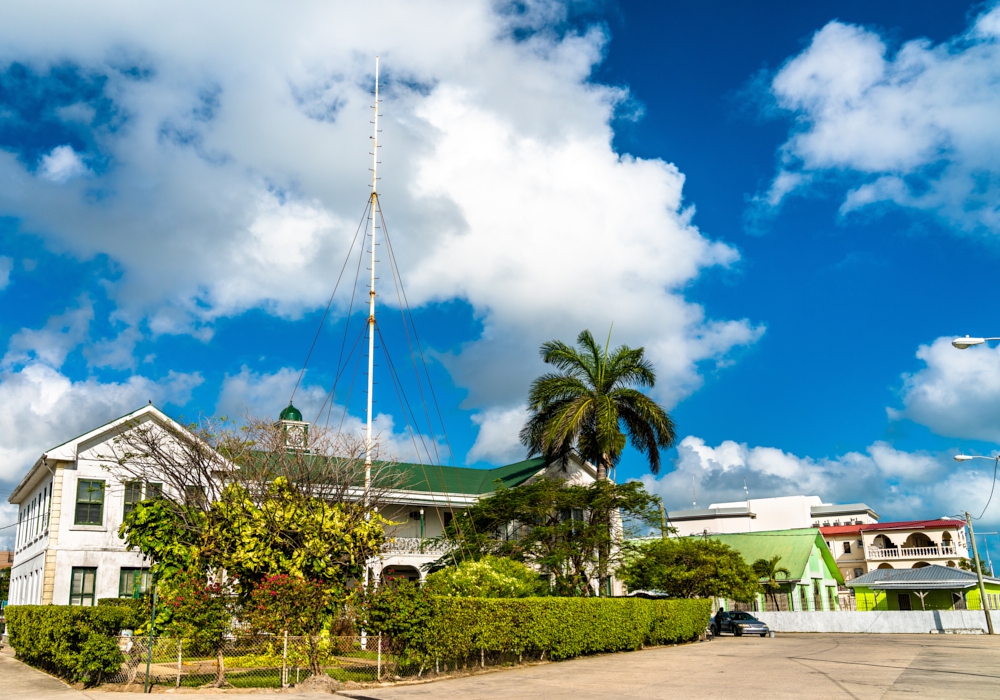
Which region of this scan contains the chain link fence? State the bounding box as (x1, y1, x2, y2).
(104, 635, 544, 688)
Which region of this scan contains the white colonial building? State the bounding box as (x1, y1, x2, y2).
(8, 404, 602, 605)
(666, 495, 880, 537)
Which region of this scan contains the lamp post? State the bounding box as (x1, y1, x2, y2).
(952, 336, 1000, 349)
(952, 455, 997, 634)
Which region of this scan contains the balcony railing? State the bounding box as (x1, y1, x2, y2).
(866, 546, 959, 560)
(381, 537, 451, 555)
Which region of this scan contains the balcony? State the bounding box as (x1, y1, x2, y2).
(381, 537, 451, 556)
(866, 546, 959, 560)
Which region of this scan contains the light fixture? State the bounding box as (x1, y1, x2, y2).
(955, 455, 975, 462)
(953, 336, 986, 349)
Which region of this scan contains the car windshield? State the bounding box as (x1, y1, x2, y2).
(730, 613, 757, 621)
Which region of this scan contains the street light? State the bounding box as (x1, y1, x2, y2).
(952, 335, 1000, 349)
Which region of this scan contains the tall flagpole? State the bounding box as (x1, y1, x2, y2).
(365, 57, 379, 503)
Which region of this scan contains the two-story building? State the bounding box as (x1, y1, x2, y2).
(7, 404, 601, 605)
(667, 495, 879, 537)
(820, 518, 969, 591)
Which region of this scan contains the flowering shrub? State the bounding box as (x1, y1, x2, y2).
(160, 572, 237, 686)
(243, 574, 336, 674)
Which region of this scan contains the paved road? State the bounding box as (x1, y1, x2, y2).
(343, 634, 1000, 700)
(4, 634, 999, 699)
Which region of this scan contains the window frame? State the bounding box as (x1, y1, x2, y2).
(69, 567, 97, 606)
(119, 567, 151, 598)
(74, 479, 106, 526)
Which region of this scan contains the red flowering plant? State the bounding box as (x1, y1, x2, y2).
(243, 574, 339, 675)
(160, 571, 238, 687)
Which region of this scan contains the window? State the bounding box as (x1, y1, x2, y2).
(897, 593, 912, 611)
(185, 485, 206, 508)
(853, 568, 864, 579)
(70, 567, 97, 606)
(843, 542, 852, 554)
(123, 481, 143, 518)
(119, 568, 151, 598)
(75, 480, 105, 525)
(146, 482, 163, 500)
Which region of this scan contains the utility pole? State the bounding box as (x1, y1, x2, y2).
(966, 511, 995, 635)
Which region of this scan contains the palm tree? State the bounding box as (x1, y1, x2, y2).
(520, 329, 677, 481)
(753, 555, 791, 610)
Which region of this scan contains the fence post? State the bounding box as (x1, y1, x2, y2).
(143, 583, 157, 693)
(377, 633, 382, 681)
(282, 631, 288, 688)
(176, 639, 182, 688)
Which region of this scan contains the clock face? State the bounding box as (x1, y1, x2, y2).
(285, 424, 306, 446)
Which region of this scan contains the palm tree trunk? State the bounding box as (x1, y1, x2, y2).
(597, 454, 611, 595)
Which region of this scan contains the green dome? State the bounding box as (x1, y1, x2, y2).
(279, 402, 303, 422)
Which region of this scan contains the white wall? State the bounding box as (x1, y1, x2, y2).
(712, 495, 822, 532)
(755, 610, 1000, 634)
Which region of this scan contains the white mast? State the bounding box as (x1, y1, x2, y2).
(365, 57, 379, 500)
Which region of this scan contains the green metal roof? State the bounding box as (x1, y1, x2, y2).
(384, 458, 547, 494)
(689, 529, 844, 585)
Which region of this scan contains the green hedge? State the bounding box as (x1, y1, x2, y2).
(5, 605, 139, 685)
(373, 595, 710, 663)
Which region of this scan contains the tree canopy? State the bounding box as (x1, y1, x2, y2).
(620, 538, 761, 602)
(520, 329, 677, 481)
(425, 556, 544, 598)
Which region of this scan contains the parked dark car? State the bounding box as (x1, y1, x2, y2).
(711, 611, 770, 637)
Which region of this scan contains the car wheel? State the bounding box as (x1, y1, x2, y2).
(760, 633, 767, 637)
(734, 627, 742, 637)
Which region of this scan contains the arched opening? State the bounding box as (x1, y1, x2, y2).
(903, 533, 934, 549)
(877, 563, 894, 570)
(942, 532, 954, 552)
(381, 565, 421, 585)
(873, 535, 896, 550)
(911, 561, 931, 568)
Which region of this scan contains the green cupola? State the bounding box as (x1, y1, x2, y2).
(278, 402, 308, 450)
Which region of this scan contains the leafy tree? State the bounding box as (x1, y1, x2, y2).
(752, 556, 791, 609)
(520, 329, 677, 481)
(243, 575, 334, 675)
(425, 556, 544, 598)
(113, 418, 393, 607)
(439, 479, 660, 597)
(160, 571, 238, 687)
(0, 567, 10, 603)
(620, 538, 761, 602)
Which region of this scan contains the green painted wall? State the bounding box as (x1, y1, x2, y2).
(854, 581, 1000, 611)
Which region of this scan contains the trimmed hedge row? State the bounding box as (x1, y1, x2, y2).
(5, 604, 143, 685)
(405, 596, 710, 662)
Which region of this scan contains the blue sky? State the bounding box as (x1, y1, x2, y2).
(2, 1, 1000, 560)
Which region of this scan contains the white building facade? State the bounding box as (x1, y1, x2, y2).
(667, 495, 879, 537)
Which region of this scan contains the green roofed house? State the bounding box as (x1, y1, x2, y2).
(847, 564, 1000, 612)
(693, 529, 845, 612)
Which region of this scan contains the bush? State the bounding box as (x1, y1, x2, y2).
(96, 598, 148, 629)
(362, 589, 710, 665)
(425, 556, 545, 598)
(5, 605, 134, 685)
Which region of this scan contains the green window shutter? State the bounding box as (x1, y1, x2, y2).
(70, 567, 97, 606)
(74, 480, 105, 526)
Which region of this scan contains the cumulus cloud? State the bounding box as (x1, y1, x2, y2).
(891, 336, 1000, 442)
(757, 5, 1000, 234)
(2, 298, 94, 369)
(37, 145, 90, 182)
(642, 435, 996, 528)
(0, 363, 201, 483)
(0, 0, 761, 435)
(466, 405, 529, 465)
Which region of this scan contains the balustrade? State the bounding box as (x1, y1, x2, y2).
(865, 545, 958, 560)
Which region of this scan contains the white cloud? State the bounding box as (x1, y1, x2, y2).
(0, 0, 762, 433)
(1, 298, 93, 369)
(891, 336, 1000, 442)
(466, 405, 529, 465)
(0, 362, 202, 482)
(37, 145, 90, 183)
(0, 256, 11, 290)
(760, 5, 1000, 233)
(216, 365, 446, 464)
(642, 435, 995, 528)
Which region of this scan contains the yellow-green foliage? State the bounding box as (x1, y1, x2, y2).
(424, 556, 543, 598)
